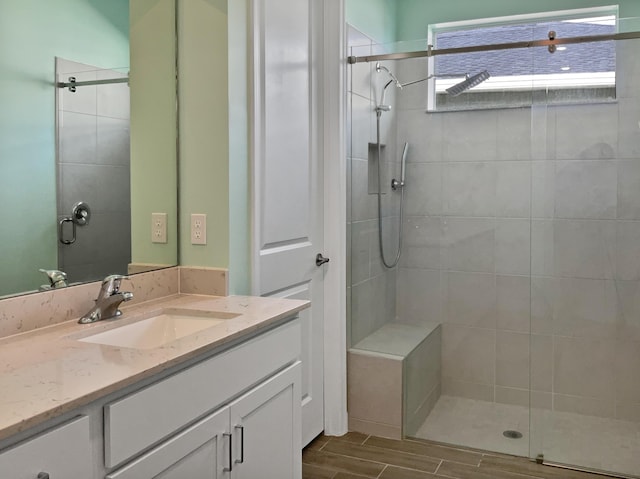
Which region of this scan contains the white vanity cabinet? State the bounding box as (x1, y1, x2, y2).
(107, 362, 301, 479)
(0, 416, 93, 479)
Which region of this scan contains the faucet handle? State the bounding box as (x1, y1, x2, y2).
(102, 274, 130, 293)
(39, 269, 68, 288)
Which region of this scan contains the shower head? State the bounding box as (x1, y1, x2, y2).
(446, 70, 491, 97)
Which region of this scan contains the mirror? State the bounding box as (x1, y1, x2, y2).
(0, 0, 178, 299)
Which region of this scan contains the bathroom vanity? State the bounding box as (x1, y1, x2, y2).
(0, 293, 308, 478)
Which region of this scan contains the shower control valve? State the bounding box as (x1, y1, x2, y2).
(391, 178, 405, 191)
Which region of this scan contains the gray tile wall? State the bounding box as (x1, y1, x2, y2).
(56, 58, 131, 284)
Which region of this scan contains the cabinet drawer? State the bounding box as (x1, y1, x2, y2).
(105, 318, 300, 467)
(0, 416, 92, 479)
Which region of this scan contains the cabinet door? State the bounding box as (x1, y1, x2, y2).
(0, 416, 92, 479)
(107, 406, 230, 479)
(230, 362, 302, 479)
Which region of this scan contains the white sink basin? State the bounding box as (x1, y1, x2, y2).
(78, 308, 240, 350)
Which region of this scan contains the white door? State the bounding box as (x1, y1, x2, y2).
(251, 0, 325, 447)
(230, 363, 302, 479)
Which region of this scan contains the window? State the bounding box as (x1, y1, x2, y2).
(426, 6, 618, 111)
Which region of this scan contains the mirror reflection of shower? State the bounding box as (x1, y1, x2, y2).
(372, 62, 491, 268)
(55, 58, 131, 284)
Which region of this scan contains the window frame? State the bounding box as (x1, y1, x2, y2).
(425, 5, 619, 111)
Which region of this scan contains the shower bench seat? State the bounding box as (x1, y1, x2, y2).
(347, 321, 441, 439)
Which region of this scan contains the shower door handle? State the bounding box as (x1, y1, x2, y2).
(59, 217, 76, 245)
(316, 253, 330, 267)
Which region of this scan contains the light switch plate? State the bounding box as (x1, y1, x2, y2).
(191, 214, 207, 245)
(152, 213, 167, 244)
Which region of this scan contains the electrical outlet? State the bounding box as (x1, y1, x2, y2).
(151, 213, 167, 244)
(191, 214, 207, 245)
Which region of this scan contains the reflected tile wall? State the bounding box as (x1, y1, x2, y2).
(394, 38, 640, 421)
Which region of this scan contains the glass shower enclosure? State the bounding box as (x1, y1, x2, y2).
(347, 14, 640, 479)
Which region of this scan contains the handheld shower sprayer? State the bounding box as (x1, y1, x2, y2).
(391, 143, 409, 191)
(401, 142, 408, 185)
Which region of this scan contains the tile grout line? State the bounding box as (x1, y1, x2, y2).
(314, 449, 391, 469)
(317, 444, 444, 477)
(364, 438, 487, 468)
(434, 459, 444, 475)
(334, 438, 466, 466)
(376, 464, 389, 479)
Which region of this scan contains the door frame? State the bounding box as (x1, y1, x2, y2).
(319, 0, 348, 437)
(249, 0, 348, 437)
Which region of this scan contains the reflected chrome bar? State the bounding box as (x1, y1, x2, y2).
(347, 31, 640, 64)
(57, 77, 129, 89)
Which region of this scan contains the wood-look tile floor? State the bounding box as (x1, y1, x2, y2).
(302, 433, 611, 479)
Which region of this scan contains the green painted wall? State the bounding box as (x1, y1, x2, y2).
(130, 0, 178, 268)
(346, 0, 398, 43)
(396, 0, 640, 41)
(178, 0, 230, 271)
(0, 0, 129, 297)
(228, 0, 251, 295)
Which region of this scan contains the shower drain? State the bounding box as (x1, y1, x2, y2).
(503, 430, 523, 439)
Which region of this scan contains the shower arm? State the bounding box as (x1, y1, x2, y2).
(399, 73, 468, 88)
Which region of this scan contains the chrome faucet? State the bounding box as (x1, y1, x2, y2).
(39, 269, 68, 291)
(78, 275, 133, 324)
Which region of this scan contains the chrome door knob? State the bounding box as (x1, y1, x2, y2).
(316, 253, 330, 267)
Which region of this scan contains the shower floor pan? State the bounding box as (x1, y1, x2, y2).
(415, 395, 640, 478)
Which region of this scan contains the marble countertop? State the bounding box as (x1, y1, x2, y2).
(0, 294, 309, 442)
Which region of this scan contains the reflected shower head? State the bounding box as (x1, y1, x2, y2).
(375, 62, 403, 113)
(446, 70, 491, 96)
(375, 62, 402, 89)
